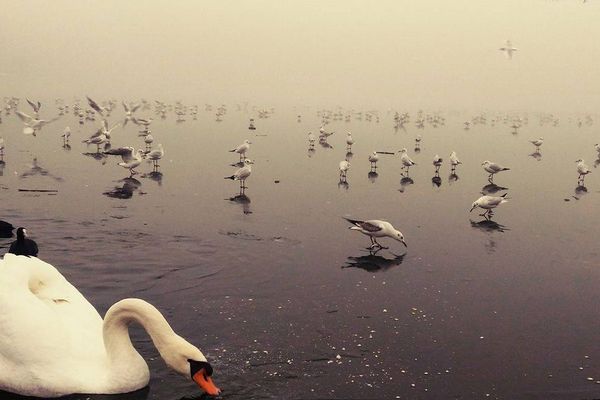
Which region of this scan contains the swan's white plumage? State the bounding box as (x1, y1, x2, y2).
(0, 255, 207, 397)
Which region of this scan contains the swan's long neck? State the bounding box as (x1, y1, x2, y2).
(103, 299, 176, 371)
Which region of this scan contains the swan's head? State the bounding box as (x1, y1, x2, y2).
(163, 337, 221, 396)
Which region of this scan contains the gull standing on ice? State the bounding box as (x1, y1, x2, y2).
(433, 154, 443, 171)
(398, 148, 416, 171)
(449, 151, 461, 171)
(146, 144, 164, 170)
(225, 159, 254, 187)
(339, 160, 350, 178)
(369, 151, 379, 169)
(470, 193, 508, 217)
(346, 132, 354, 149)
(118, 149, 143, 176)
(229, 140, 251, 161)
(530, 137, 543, 150)
(576, 159, 591, 183)
(343, 217, 407, 249)
(482, 160, 510, 182)
(308, 132, 316, 147)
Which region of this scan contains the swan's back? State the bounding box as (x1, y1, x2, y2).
(0, 254, 104, 396)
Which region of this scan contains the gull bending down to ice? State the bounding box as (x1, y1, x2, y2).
(470, 193, 508, 217)
(343, 217, 407, 249)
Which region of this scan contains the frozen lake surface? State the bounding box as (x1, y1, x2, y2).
(1, 105, 599, 399)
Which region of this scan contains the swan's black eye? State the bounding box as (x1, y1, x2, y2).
(188, 359, 213, 378)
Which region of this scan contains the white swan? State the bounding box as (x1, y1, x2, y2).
(0, 254, 220, 398)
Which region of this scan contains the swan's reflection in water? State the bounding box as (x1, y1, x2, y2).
(228, 190, 252, 214)
(0, 387, 150, 400)
(343, 250, 406, 272)
(103, 177, 142, 199)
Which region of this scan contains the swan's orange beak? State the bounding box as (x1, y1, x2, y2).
(193, 369, 221, 396)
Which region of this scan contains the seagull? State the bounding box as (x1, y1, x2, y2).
(82, 133, 108, 152)
(308, 132, 316, 147)
(450, 151, 461, 170)
(229, 140, 251, 161)
(433, 154, 443, 170)
(470, 193, 508, 217)
(144, 133, 154, 149)
(576, 159, 591, 183)
(26, 98, 41, 118)
(319, 126, 334, 139)
(145, 144, 164, 169)
(346, 132, 354, 148)
(499, 40, 518, 59)
(122, 101, 141, 127)
(15, 111, 59, 136)
(343, 217, 407, 249)
(61, 126, 71, 143)
(398, 148, 416, 170)
(369, 151, 379, 168)
(86, 96, 108, 116)
(118, 148, 144, 176)
(482, 160, 510, 182)
(530, 137, 543, 149)
(339, 160, 350, 178)
(225, 158, 253, 182)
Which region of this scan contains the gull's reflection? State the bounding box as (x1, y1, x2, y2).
(103, 177, 142, 199)
(0, 160, 5, 177)
(20, 158, 64, 181)
(399, 175, 414, 192)
(83, 151, 108, 164)
(470, 218, 509, 232)
(338, 177, 349, 190)
(345, 151, 353, 161)
(228, 190, 252, 214)
(142, 171, 163, 186)
(319, 139, 333, 149)
(575, 184, 588, 196)
(342, 250, 406, 272)
(481, 183, 508, 195)
(449, 172, 459, 183)
(368, 170, 379, 183)
(529, 150, 542, 161)
(432, 171, 442, 188)
(63, 143, 72, 151)
(307, 147, 316, 158)
(594, 158, 600, 169)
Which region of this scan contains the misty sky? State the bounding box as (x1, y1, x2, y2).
(1, 0, 599, 111)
